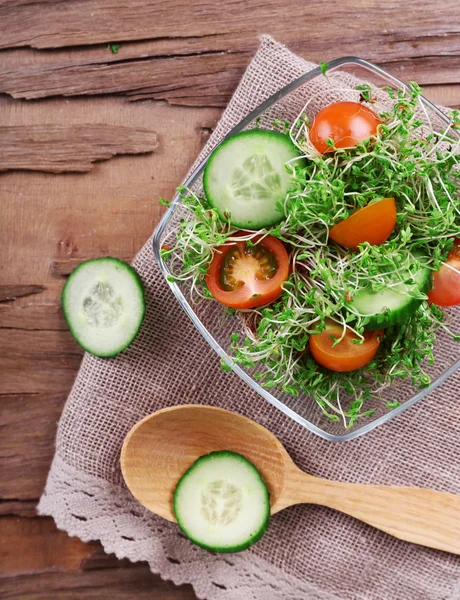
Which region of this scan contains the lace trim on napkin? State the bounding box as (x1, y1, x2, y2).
(38, 456, 337, 600)
(38, 34, 460, 600)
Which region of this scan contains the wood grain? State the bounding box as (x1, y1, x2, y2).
(0, 394, 68, 498)
(0, 355, 82, 395)
(121, 405, 288, 521)
(0, 303, 67, 330)
(0, 285, 46, 302)
(0, 516, 196, 598)
(0, 565, 197, 599)
(121, 405, 460, 555)
(0, 0, 459, 54)
(0, 95, 220, 293)
(0, 500, 38, 518)
(0, 97, 219, 505)
(1, 51, 460, 107)
(0, 50, 248, 105)
(0, 0, 459, 106)
(422, 85, 460, 110)
(0, 516, 99, 574)
(51, 257, 134, 276)
(0, 124, 158, 173)
(280, 469, 460, 554)
(2, 1, 459, 596)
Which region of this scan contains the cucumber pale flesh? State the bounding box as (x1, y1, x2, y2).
(203, 129, 305, 230)
(173, 451, 270, 553)
(62, 257, 145, 357)
(350, 256, 432, 330)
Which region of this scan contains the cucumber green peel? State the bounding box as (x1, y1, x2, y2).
(349, 254, 432, 330)
(203, 130, 305, 229)
(62, 257, 145, 357)
(165, 83, 460, 427)
(173, 451, 270, 553)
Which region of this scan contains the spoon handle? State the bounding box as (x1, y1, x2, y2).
(281, 471, 460, 554)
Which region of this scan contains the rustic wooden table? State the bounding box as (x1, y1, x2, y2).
(1, 1, 459, 597)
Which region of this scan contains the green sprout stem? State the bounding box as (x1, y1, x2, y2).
(165, 83, 459, 427)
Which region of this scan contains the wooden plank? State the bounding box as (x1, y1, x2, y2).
(0, 516, 197, 598)
(0, 516, 99, 574)
(50, 257, 134, 277)
(421, 84, 460, 110)
(2, 48, 460, 109)
(0, 285, 45, 302)
(0, 51, 248, 104)
(0, 96, 220, 293)
(0, 2, 459, 105)
(378, 56, 460, 88)
(0, 0, 459, 55)
(0, 394, 68, 498)
(0, 304, 67, 331)
(0, 565, 197, 598)
(0, 500, 38, 518)
(0, 98, 219, 501)
(1, 51, 459, 107)
(0, 329, 83, 357)
(0, 125, 158, 173)
(0, 356, 81, 395)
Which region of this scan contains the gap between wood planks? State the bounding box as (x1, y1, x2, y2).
(1, 49, 460, 108)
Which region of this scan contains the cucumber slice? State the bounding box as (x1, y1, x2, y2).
(62, 257, 145, 357)
(350, 255, 432, 330)
(173, 451, 270, 553)
(203, 129, 304, 230)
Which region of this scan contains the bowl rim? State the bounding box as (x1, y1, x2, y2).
(152, 56, 460, 442)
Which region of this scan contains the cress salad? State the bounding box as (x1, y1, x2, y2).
(163, 82, 460, 427)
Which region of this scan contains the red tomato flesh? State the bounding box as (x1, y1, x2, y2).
(309, 319, 383, 372)
(428, 240, 460, 307)
(329, 197, 397, 249)
(206, 235, 290, 309)
(309, 101, 382, 154)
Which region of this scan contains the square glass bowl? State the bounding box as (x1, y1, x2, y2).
(153, 57, 460, 441)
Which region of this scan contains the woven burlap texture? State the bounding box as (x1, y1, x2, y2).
(38, 35, 460, 600)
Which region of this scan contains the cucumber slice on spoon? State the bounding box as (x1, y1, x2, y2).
(62, 257, 145, 357)
(203, 129, 304, 230)
(174, 451, 270, 553)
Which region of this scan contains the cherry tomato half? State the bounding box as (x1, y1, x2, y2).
(309, 319, 383, 372)
(206, 235, 290, 309)
(428, 240, 460, 307)
(309, 101, 382, 154)
(329, 197, 397, 249)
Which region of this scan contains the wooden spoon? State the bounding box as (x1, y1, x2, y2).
(121, 405, 460, 554)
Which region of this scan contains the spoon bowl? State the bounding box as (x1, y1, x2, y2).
(121, 405, 288, 521)
(121, 404, 460, 554)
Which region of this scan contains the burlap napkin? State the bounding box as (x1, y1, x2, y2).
(39, 36, 460, 600)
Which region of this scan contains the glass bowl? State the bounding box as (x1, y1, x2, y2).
(153, 57, 460, 441)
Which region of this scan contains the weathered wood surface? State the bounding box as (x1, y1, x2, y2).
(0, 92, 219, 599)
(3, 49, 460, 107)
(0, 566, 197, 599)
(0, 517, 196, 598)
(0, 0, 460, 107)
(0, 124, 158, 173)
(1, 0, 459, 56)
(0, 285, 46, 302)
(1, 0, 459, 597)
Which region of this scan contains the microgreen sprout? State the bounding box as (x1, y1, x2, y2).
(165, 83, 459, 427)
